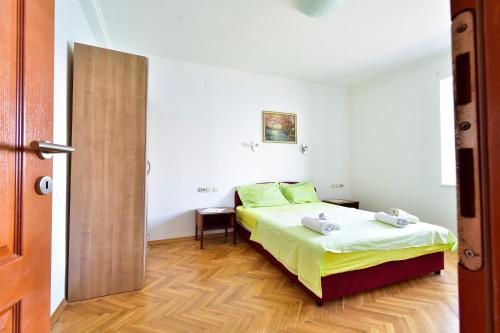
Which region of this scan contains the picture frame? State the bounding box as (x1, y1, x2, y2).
(262, 111, 297, 144)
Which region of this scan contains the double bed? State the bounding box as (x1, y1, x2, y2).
(234, 186, 457, 305)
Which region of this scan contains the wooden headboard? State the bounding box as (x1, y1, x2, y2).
(234, 182, 299, 208)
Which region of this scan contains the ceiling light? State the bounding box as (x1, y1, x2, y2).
(297, 0, 344, 17)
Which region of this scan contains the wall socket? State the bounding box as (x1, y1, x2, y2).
(331, 184, 344, 189)
(197, 187, 219, 193)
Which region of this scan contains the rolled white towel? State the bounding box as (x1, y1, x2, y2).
(301, 217, 339, 235)
(318, 213, 341, 230)
(389, 208, 419, 224)
(319, 212, 328, 220)
(374, 212, 410, 228)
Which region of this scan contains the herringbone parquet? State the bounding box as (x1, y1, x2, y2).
(52, 235, 458, 333)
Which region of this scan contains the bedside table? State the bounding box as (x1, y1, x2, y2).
(323, 199, 360, 209)
(195, 208, 236, 249)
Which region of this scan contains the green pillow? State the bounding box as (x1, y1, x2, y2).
(237, 183, 290, 208)
(279, 182, 319, 203)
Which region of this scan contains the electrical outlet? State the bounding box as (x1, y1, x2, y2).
(212, 187, 218, 192)
(197, 187, 211, 193)
(331, 184, 345, 189)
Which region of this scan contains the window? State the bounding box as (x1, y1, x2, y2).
(440, 76, 456, 186)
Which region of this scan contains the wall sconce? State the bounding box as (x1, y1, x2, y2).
(251, 141, 260, 153)
(301, 144, 309, 154)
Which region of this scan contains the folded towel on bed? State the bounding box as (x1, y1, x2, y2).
(318, 213, 341, 229)
(301, 217, 339, 235)
(374, 212, 410, 228)
(389, 208, 419, 223)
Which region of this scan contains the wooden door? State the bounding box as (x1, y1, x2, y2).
(451, 0, 500, 331)
(68, 44, 148, 302)
(0, 0, 54, 331)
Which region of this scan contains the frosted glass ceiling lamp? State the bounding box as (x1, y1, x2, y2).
(297, 0, 344, 17)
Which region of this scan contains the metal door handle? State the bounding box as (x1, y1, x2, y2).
(31, 141, 75, 159)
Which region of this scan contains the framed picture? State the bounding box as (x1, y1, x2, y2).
(262, 111, 297, 143)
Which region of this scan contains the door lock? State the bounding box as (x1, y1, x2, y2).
(35, 176, 53, 195)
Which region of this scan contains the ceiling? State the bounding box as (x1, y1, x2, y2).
(89, 0, 451, 88)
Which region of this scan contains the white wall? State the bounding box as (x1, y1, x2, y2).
(349, 52, 457, 232)
(146, 57, 351, 240)
(51, 0, 97, 314)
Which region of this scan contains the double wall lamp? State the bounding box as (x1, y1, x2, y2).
(249, 141, 308, 154)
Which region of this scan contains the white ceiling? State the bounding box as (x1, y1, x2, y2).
(92, 0, 451, 87)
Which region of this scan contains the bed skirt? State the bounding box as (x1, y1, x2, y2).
(237, 223, 445, 304)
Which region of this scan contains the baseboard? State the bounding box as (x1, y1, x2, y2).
(148, 231, 234, 246)
(148, 236, 194, 245)
(51, 299, 67, 324)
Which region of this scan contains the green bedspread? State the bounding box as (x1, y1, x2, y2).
(248, 202, 457, 297)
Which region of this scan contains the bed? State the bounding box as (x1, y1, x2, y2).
(234, 185, 457, 306)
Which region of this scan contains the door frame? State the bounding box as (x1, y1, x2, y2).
(451, 0, 500, 331)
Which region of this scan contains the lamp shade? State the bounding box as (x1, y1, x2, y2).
(297, 0, 343, 17)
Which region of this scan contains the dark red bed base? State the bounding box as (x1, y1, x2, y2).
(234, 185, 445, 305)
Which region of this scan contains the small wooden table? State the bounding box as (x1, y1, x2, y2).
(323, 199, 360, 209)
(195, 208, 236, 249)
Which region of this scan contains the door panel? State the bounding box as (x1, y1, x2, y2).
(0, 0, 19, 264)
(68, 44, 147, 302)
(0, 306, 13, 333)
(0, 0, 54, 331)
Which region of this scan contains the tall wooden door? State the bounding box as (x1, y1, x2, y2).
(0, 0, 54, 331)
(451, 0, 500, 331)
(68, 44, 148, 302)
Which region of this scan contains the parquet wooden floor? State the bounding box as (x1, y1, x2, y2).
(52, 235, 458, 333)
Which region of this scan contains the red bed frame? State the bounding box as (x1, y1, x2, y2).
(234, 185, 444, 306)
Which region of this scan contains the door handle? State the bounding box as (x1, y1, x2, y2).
(31, 141, 75, 160)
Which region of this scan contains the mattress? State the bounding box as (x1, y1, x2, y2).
(236, 203, 451, 278)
